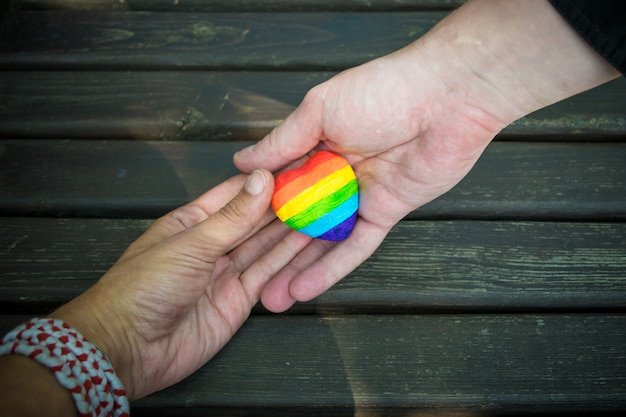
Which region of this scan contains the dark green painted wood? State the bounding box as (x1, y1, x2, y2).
(17, 0, 464, 12)
(416, 141, 626, 221)
(0, 2, 10, 36)
(0, 72, 624, 141)
(2, 314, 624, 415)
(2, 218, 624, 313)
(137, 314, 626, 415)
(0, 140, 245, 217)
(0, 71, 330, 141)
(1, 3, 625, 415)
(0, 11, 443, 70)
(1, 140, 624, 219)
(505, 78, 626, 140)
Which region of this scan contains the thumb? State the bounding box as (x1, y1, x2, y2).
(233, 85, 326, 173)
(181, 169, 274, 261)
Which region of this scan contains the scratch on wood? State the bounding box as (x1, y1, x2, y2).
(174, 107, 206, 138)
(218, 92, 230, 111)
(6, 234, 28, 253)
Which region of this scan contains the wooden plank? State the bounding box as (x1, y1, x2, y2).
(417, 141, 626, 220)
(505, 78, 626, 140)
(0, 218, 151, 311)
(0, 140, 246, 217)
(1, 140, 625, 219)
(2, 218, 625, 313)
(0, 71, 327, 141)
(0, 11, 444, 70)
(0, 2, 10, 36)
(0, 72, 624, 141)
(17, 0, 464, 12)
(138, 314, 626, 415)
(2, 314, 624, 414)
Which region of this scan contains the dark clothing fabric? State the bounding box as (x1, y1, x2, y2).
(549, 0, 626, 75)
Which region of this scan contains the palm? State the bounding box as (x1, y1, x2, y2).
(342, 123, 494, 231)
(114, 253, 251, 398)
(322, 56, 500, 219)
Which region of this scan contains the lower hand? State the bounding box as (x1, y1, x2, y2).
(51, 169, 282, 400)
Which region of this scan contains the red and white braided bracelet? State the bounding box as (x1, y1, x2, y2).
(0, 318, 130, 417)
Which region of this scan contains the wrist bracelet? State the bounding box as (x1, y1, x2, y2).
(0, 318, 130, 417)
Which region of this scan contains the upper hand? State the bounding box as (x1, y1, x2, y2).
(234, 48, 505, 313)
(233, 0, 620, 314)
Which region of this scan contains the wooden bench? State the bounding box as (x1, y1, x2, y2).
(1, 0, 626, 415)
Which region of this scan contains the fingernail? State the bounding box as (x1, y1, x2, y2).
(245, 170, 266, 195)
(235, 144, 255, 159)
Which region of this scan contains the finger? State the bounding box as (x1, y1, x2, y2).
(260, 236, 337, 312)
(260, 269, 298, 313)
(239, 227, 313, 306)
(175, 170, 275, 262)
(289, 219, 389, 303)
(119, 174, 249, 261)
(233, 86, 326, 173)
(230, 219, 292, 272)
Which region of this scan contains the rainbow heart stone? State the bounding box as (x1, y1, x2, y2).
(272, 151, 359, 241)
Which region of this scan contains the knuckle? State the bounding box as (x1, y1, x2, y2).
(219, 196, 253, 230)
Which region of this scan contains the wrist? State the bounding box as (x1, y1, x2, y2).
(410, 0, 619, 127)
(0, 318, 131, 416)
(49, 281, 140, 401)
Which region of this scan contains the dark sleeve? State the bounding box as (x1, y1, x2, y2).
(549, 0, 626, 75)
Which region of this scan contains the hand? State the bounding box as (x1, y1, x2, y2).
(51, 169, 283, 400)
(234, 53, 502, 313)
(234, 0, 619, 313)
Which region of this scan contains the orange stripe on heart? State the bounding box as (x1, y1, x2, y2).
(271, 151, 359, 241)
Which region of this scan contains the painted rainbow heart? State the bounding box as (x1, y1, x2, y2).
(272, 151, 359, 241)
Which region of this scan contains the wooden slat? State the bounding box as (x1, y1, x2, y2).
(506, 78, 626, 140)
(0, 11, 443, 70)
(0, 1, 10, 35)
(17, 0, 464, 12)
(0, 218, 150, 311)
(138, 314, 626, 415)
(417, 140, 626, 220)
(2, 314, 624, 414)
(0, 71, 327, 141)
(2, 218, 625, 313)
(0, 140, 246, 217)
(0, 72, 624, 141)
(1, 140, 625, 219)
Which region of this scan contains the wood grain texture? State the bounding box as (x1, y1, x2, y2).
(0, 71, 328, 141)
(2, 314, 623, 415)
(17, 0, 464, 12)
(416, 141, 626, 221)
(0, 140, 246, 217)
(1, 140, 624, 219)
(1, 218, 624, 313)
(0, 1, 10, 36)
(0, 72, 624, 141)
(1, 4, 625, 414)
(137, 314, 626, 415)
(0, 11, 443, 70)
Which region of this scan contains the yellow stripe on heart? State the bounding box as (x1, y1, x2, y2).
(275, 164, 355, 221)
